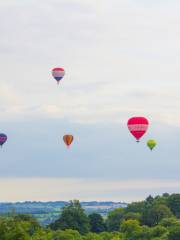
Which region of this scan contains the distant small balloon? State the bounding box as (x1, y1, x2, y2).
(52, 67, 65, 84)
(147, 139, 156, 151)
(63, 135, 73, 148)
(0, 133, 7, 147)
(127, 117, 149, 142)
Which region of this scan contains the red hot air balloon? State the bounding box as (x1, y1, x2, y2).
(0, 133, 7, 147)
(127, 117, 149, 142)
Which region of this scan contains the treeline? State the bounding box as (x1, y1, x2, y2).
(0, 193, 179, 239)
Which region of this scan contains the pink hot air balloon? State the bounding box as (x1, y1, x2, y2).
(0, 133, 7, 147)
(127, 117, 149, 142)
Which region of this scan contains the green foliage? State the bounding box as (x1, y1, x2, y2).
(0, 194, 179, 240)
(0, 217, 31, 240)
(142, 204, 173, 226)
(123, 212, 142, 221)
(88, 213, 106, 233)
(99, 232, 116, 240)
(50, 200, 90, 234)
(106, 208, 125, 232)
(125, 201, 145, 214)
(160, 218, 179, 228)
(120, 219, 141, 239)
(14, 214, 41, 235)
(135, 225, 152, 240)
(168, 225, 180, 240)
(31, 229, 53, 240)
(150, 225, 168, 238)
(52, 229, 82, 240)
(83, 232, 102, 240)
(167, 194, 180, 218)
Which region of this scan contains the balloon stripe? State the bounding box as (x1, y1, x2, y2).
(128, 124, 148, 131)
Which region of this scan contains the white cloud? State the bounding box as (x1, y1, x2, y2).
(0, 0, 179, 192)
(0, 0, 180, 126)
(0, 178, 179, 202)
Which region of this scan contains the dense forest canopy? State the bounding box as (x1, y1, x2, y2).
(0, 193, 179, 240)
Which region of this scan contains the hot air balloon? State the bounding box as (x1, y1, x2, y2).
(63, 135, 73, 148)
(0, 133, 7, 147)
(147, 139, 156, 151)
(127, 117, 149, 142)
(52, 67, 65, 84)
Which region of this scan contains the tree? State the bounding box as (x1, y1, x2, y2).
(153, 195, 168, 206)
(0, 217, 36, 240)
(168, 226, 180, 240)
(150, 225, 168, 239)
(84, 232, 101, 240)
(125, 201, 145, 214)
(99, 231, 114, 240)
(88, 213, 106, 233)
(14, 214, 41, 236)
(52, 229, 82, 240)
(167, 194, 180, 218)
(31, 229, 53, 240)
(146, 195, 154, 204)
(0, 219, 31, 240)
(123, 212, 142, 222)
(14, 214, 36, 222)
(163, 193, 170, 198)
(49, 200, 90, 234)
(6, 228, 30, 240)
(135, 225, 151, 240)
(160, 218, 178, 228)
(106, 208, 125, 232)
(142, 204, 173, 226)
(120, 219, 141, 239)
(100, 232, 123, 240)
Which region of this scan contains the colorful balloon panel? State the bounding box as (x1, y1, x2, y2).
(52, 67, 65, 83)
(0, 133, 7, 146)
(63, 135, 74, 147)
(127, 117, 149, 141)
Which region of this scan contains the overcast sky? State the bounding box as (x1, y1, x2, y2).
(0, 0, 180, 202)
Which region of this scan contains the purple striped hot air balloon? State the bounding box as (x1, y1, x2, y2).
(52, 67, 65, 85)
(0, 133, 7, 147)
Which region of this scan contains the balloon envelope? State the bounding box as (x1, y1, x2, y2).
(0, 133, 7, 147)
(52, 67, 65, 84)
(147, 139, 156, 150)
(127, 117, 149, 141)
(63, 135, 73, 147)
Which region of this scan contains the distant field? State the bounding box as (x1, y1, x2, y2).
(0, 201, 127, 225)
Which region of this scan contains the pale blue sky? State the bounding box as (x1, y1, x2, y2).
(0, 0, 179, 201)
